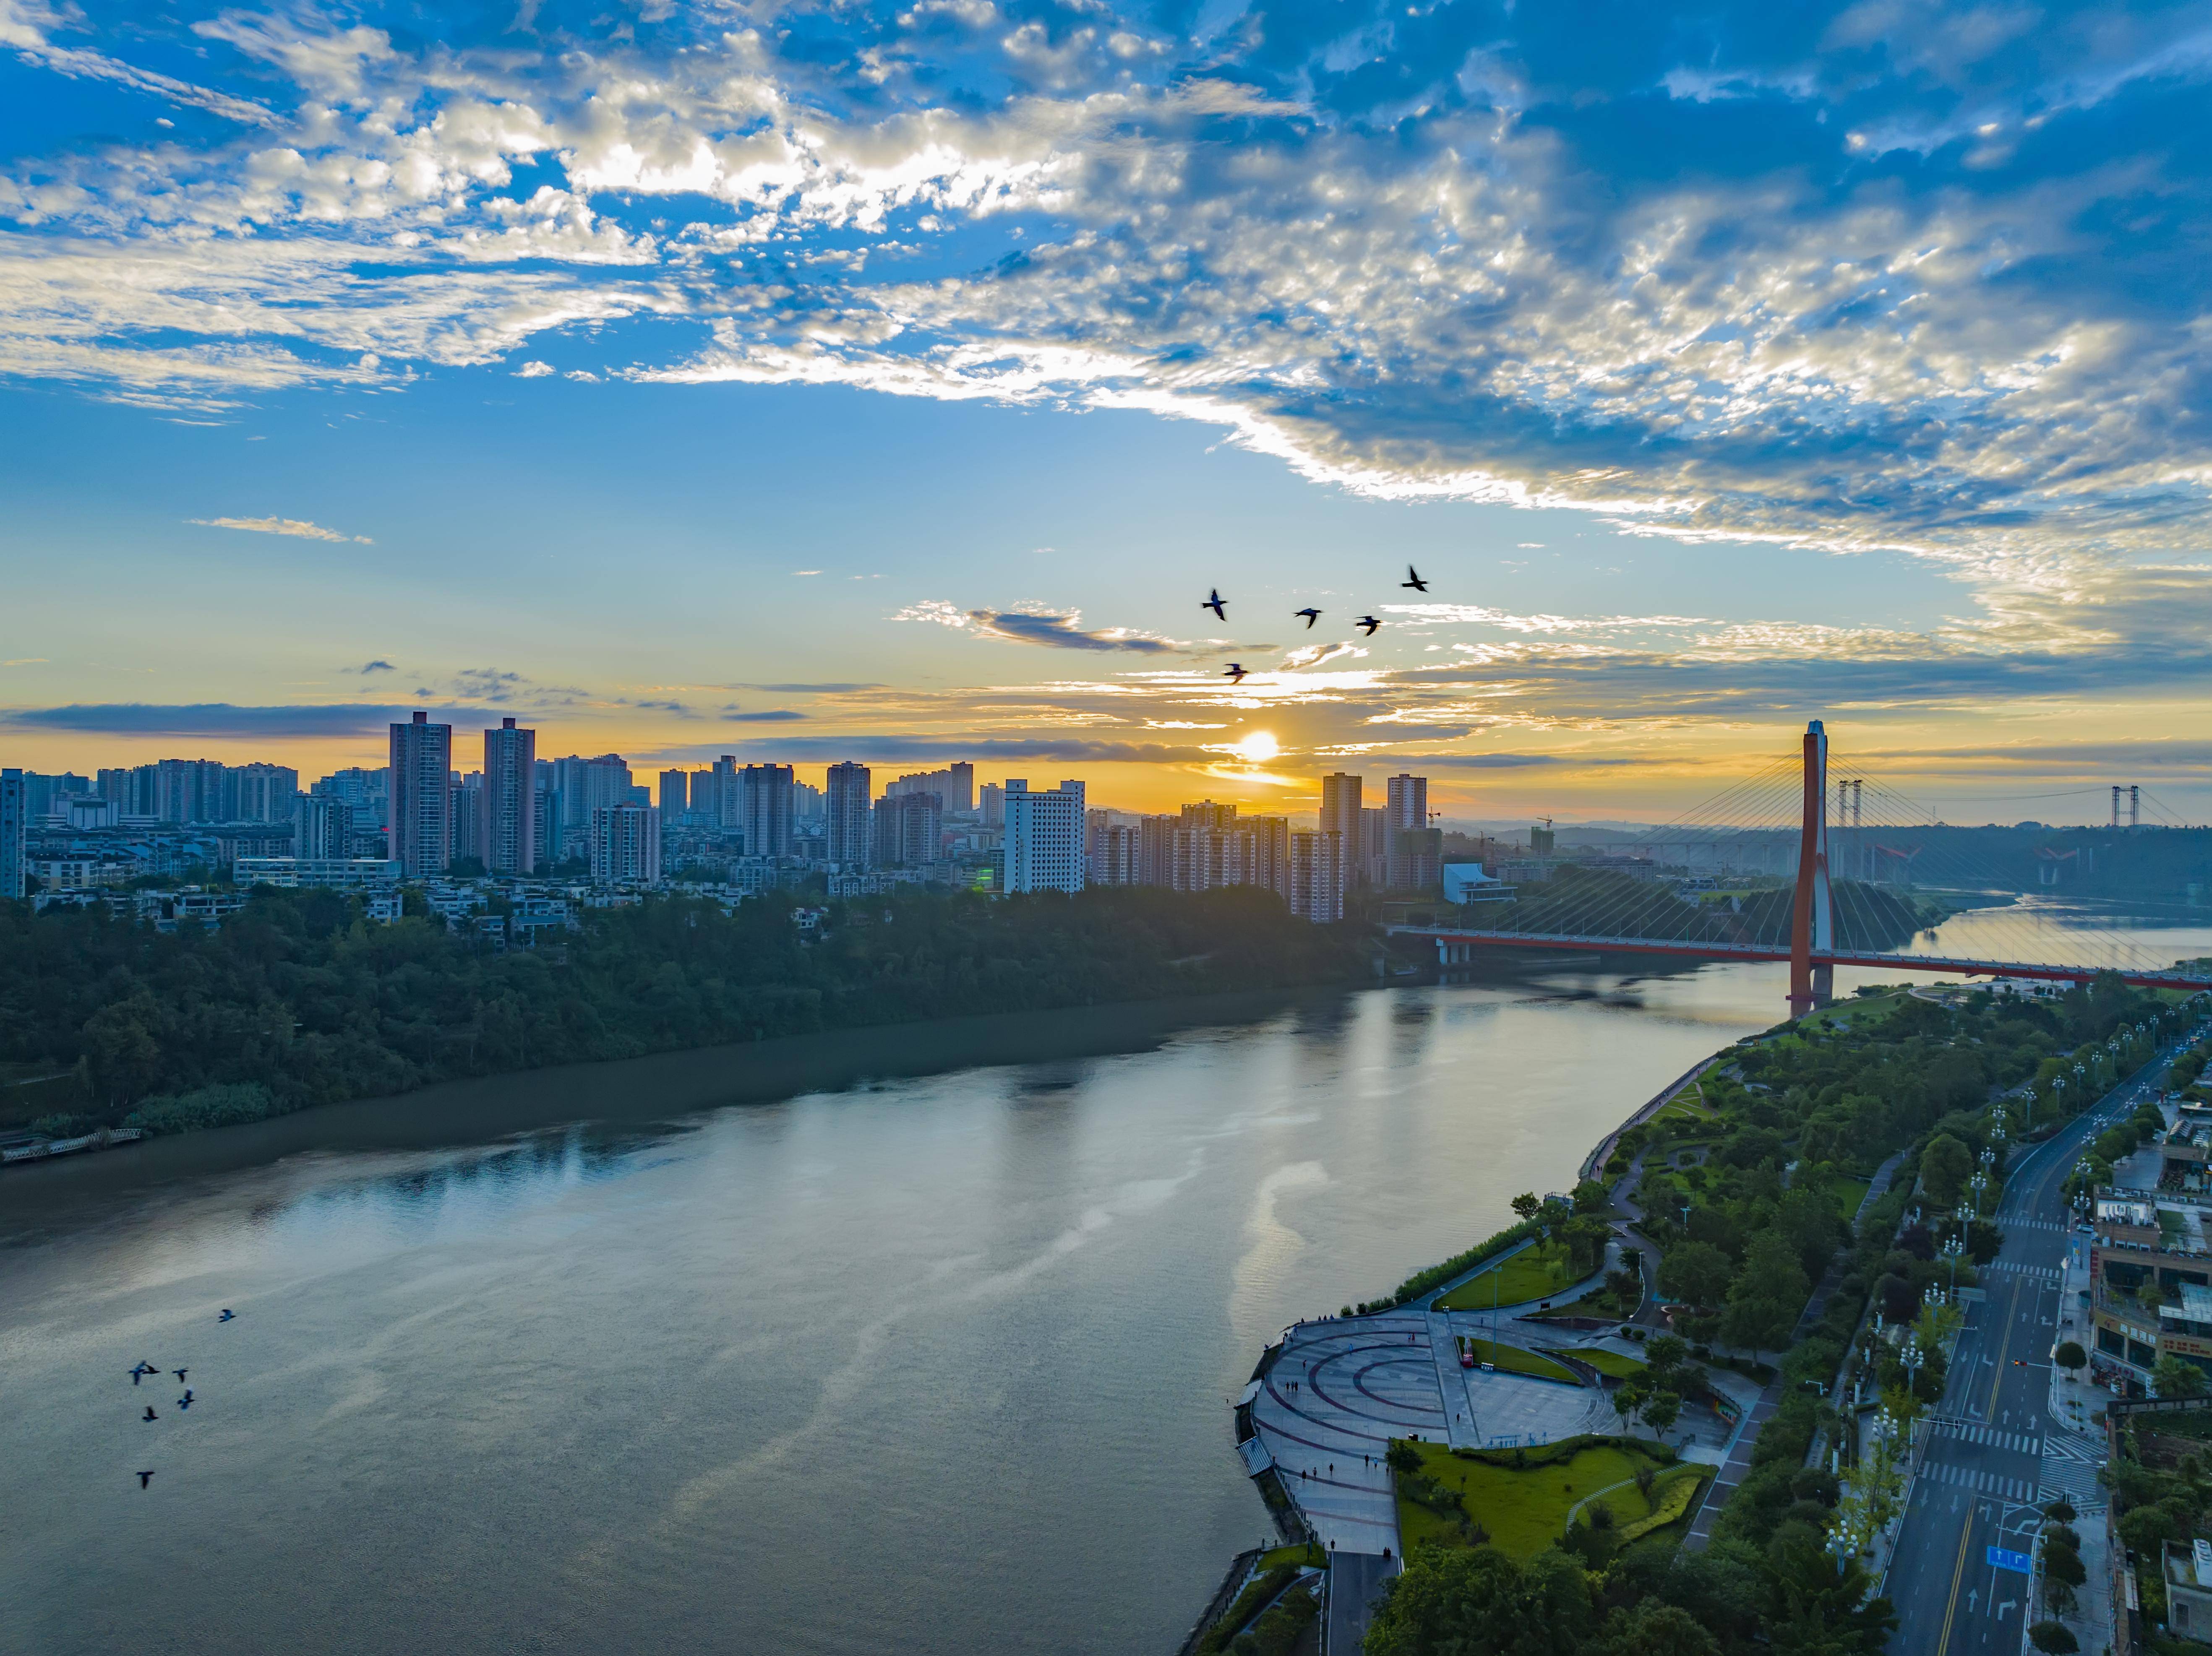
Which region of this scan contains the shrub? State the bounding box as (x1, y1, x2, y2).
(124, 1083, 279, 1135)
(2028, 1622, 2079, 1654)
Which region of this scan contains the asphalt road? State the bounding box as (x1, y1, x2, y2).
(1883, 1042, 2189, 1655)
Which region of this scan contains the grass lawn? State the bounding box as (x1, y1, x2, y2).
(1454, 1338, 1581, 1384)
(1558, 1347, 1646, 1380)
(1257, 1541, 1326, 1572)
(1800, 990, 1907, 1032)
(1392, 1439, 1674, 1560)
(1655, 1084, 1719, 1125)
(1832, 1177, 1872, 1219)
(1436, 1241, 1586, 1311)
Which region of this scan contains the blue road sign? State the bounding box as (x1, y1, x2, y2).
(1987, 1547, 2033, 1575)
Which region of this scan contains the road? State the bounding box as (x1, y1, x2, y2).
(1883, 1044, 2184, 1655)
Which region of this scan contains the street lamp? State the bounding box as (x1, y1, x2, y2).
(1940, 1235, 1966, 1297)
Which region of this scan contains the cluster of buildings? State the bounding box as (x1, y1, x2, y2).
(2086, 1101, 2212, 1391)
(1, 718, 1463, 927)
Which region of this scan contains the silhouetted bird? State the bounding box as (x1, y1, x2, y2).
(177, 1393, 193, 1411)
(129, 1362, 155, 1385)
(1295, 607, 1321, 628)
(218, 1310, 235, 1322)
(1223, 663, 1249, 684)
(137, 1471, 154, 1489)
(1356, 615, 1381, 635)
(172, 1368, 188, 1383)
(142, 1406, 158, 1422)
(1202, 588, 1227, 620)
(1402, 565, 1429, 592)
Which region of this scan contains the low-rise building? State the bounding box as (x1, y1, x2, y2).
(235, 856, 403, 891)
(2089, 1189, 2212, 1385)
(2166, 1539, 2212, 1642)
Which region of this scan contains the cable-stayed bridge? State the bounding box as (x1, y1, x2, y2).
(1395, 720, 2212, 1011)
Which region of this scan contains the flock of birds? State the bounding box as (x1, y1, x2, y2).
(1206, 563, 1429, 684)
(125, 1306, 235, 1488)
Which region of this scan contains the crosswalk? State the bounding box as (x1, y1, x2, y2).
(2004, 1218, 2073, 1234)
(1922, 1459, 2039, 1502)
(1981, 1259, 2059, 1281)
(2041, 1434, 2108, 1511)
(1928, 1417, 2042, 1454)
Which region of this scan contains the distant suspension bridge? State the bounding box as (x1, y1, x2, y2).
(1395, 721, 2212, 1010)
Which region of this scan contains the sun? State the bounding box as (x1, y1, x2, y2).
(1234, 731, 1280, 764)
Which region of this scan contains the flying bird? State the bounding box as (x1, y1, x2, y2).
(1223, 664, 1249, 684)
(1356, 615, 1382, 635)
(1295, 607, 1321, 628)
(177, 1394, 193, 1411)
(1402, 565, 1429, 592)
(137, 1471, 155, 1489)
(218, 1310, 235, 1323)
(129, 1362, 155, 1385)
(1202, 588, 1227, 620)
(172, 1368, 188, 1383)
(142, 1406, 158, 1422)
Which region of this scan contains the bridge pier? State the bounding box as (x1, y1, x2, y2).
(1789, 720, 1836, 1015)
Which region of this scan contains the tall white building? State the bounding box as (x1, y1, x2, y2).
(824, 762, 871, 868)
(233, 763, 300, 823)
(590, 804, 661, 885)
(0, 768, 25, 900)
(483, 717, 537, 875)
(1289, 830, 1345, 923)
(389, 711, 454, 877)
(1003, 779, 1085, 893)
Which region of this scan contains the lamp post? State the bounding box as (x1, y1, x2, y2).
(1940, 1235, 1965, 1298)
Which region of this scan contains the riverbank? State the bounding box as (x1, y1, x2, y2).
(0, 986, 1331, 1237)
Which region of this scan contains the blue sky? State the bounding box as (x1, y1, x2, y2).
(5, 0, 2212, 819)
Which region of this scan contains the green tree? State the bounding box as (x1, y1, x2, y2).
(1363, 1544, 1594, 1656)
(1722, 1230, 1811, 1362)
(1920, 1134, 1973, 1207)
(1510, 1192, 1543, 1222)
(2053, 1341, 2086, 1375)
(1592, 1601, 1719, 1656)
(81, 995, 164, 1104)
(1641, 1389, 1682, 1436)
(2027, 1623, 2079, 1655)
(2154, 1354, 2209, 1400)
(1759, 1528, 1897, 1654)
(1658, 1240, 1733, 1309)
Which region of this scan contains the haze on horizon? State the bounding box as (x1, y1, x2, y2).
(6, 0, 2212, 823)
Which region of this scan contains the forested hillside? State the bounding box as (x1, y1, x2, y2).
(0, 886, 1369, 1134)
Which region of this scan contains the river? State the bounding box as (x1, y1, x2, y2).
(5, 904, 2209, 1656)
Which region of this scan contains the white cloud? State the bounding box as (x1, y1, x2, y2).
(190, 515, 373, 544)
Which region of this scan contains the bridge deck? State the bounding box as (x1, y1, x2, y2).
(1390, 928, 2212, 993)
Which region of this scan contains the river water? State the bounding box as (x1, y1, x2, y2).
(5, 906, 2209, 1656)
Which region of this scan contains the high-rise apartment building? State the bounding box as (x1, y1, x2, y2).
(1004, 779, 1085, 893)
(741, 763, 797, 859)
(233, 763, 300, 823)
(699, 755, 741, 829)
(590, 804, 661, 885)
(824, 762, 871, 868)
(658, 768, 689, 817)
(449, 773, 486, 867)
(886, 762, 974, 815)
(1361, 806, 1388, 889)
(296, 794, 355, 860)
(482, 717, 537, 875)
(548, 754, 631, 856)
(1385, 773, 1431, 889)
(874, 790, 942, 868)
(979, 782, 1004, 830)
(389, 711, 454, 877)
(1289, 830, 1345, 922)
(1086, 812, 1141, 885)
(0, 769, 25, 900)
(1320, 773, 1364, 886)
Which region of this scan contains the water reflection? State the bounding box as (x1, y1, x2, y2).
(7, 916, 2207, 1656)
